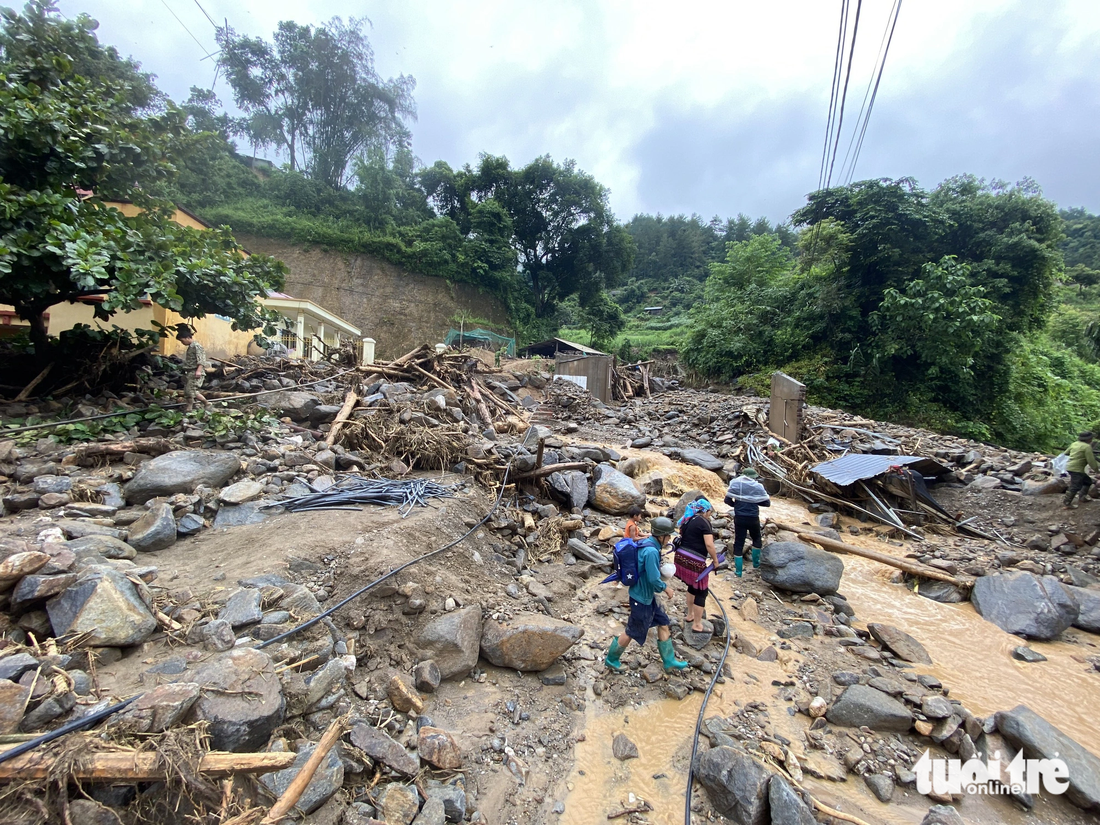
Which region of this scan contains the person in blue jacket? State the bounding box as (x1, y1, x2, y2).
(724, 467, 771, 576)
(604, 517, 689, 673)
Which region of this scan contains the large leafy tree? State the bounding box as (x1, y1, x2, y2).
(217, 17, 416, 189)
(0, 1, 286, 359)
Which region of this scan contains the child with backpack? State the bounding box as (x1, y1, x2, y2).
(604, 517, 689, 673)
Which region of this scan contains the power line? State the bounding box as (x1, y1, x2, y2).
(817, 0, 849, 192)
(191, 0, 218, 29)
(845, 0, 903, 184)
(837, 0, 898, 182)
(158, 0, 210, 56)
(824, 0, 862, 190)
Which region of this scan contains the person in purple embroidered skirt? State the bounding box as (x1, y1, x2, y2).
(674, 497, 721, 632)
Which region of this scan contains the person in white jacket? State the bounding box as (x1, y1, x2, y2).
(724, 467, 770, 576)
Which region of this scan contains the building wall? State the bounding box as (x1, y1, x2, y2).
(234, 234, 511, 360)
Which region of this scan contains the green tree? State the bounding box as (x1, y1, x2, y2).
(217, 17, 415, 189)
(576, 291, 625, 351)
(0, 1, 286, 358)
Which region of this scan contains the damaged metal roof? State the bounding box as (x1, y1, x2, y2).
(810, 454, 950, 487)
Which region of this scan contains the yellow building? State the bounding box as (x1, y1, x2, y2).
(1, 202, 370, 363)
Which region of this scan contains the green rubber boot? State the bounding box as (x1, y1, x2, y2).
(734, 555, 743, 577)
(751, 546, 761, 568)
(657, 638, 689, 671)
(605, 637, 625, 672)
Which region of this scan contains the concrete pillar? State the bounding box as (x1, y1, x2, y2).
(435, 343, 447, 355)
(295, 312, 305, 359)
(361, 337, 376, 365)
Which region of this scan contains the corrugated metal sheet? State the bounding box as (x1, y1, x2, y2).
(811, 454, 949, 487)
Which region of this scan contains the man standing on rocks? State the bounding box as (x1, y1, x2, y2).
(177, 324, 210, 413)
(604, 517, 689, 673)
(724, 467, 770, 576)
(1062, 431, 1099, 509)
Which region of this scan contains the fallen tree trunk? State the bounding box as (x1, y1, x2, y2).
(513, 462, 588, 481)
(0, 750, 296, 781)
(258, 716, 347, 824)
(772, 521, 973, 588)
(324, 390, 359, 447)
(68, 438, 175, 466)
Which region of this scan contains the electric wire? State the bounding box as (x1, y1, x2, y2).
(158, 0, 210, 56)
(191, 0, 218, 29)
(0, 697, 138, 765)
(684, 592, 732, 825)
(1, 367, 359, 436)
(844, 0, 903, 184)
(817, 0, 849, 191)
(824, 0, 863, 190)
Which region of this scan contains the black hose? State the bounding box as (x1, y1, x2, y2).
(0, 696, 137, 765)
(258, 464, 511, 649)
(684, 593, 732, 825)
(2, 367, 359, 435)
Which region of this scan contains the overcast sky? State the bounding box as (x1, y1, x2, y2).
(57, 0, 1100, 225)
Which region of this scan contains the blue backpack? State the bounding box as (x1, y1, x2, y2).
(601, 538, 642, 586)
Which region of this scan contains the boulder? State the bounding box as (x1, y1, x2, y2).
(825, 685, 913, 733)
(124, 450, 241, 504)
(920, 805, 965, 825)
(867, 623, 932, 664)
(565, 538, 608, 564)
(11, 573, 77, 612)
(0, 551, 50, 584)
(260, 742, 343, 814)
(65, 536, 136, 560)
(416, 605, 482, 680)
(217, 589, 264, 628)
(112, 683, 200, 734)
(218, 480, 265, 505)
(257, 391, 321, 421)
(910, 578, 969, 603)
(126, 503, 177, 552)
(213, 501, 271, 528)
(970, 572, 1079, 640)
(186, 649, 285, 752)
(692, 745, 771, 824)
(47, 566, 156, 647)
(760, 541, 844, 596)
(418, 726, 463, 769)
(547, 470, 590, 512)
(672, 489, 709, 523)
(479, 612, 583, 671)
(679, 448, 724, 472)
(377, 782, 421, 825)
(589, 464, 646, 516)
(349, 723, 419, 776)
(768, 775, 816, 825)
(1065, 585, 1100, 633)
(996, 704, 1100, 811)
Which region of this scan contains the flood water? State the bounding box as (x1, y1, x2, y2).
(559, 493, 1100, 825)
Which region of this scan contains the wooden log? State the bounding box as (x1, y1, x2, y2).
(258, 717, 347, 824)
(14, 363, 53, 402)
(771, 521, 972, 588)
(466, 380, 493, 425)
(68, 438, 175, 466)
(407, 361, 452, 391)
(513, 462, 588, 481)
(390, 344, 432, 368)
(0, 750, 296, 781)
(324, 390, 359, 447)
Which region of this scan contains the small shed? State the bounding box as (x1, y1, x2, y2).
(554, 352, 614, 403)
(518, 337, 607, 358)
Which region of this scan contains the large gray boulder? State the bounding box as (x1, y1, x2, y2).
(970, 572, 1079, 640)
(996, 705, 1100, 812)
(692, 745, 771, 824)
(65, 535, 136, 560)
(479, 612, 583, 671)
(589, 463, 646, 515)
(416, 606, 483, 680)
(126, 502, 177, 552)
(185, 649, 285, 751)
(46, 566, 156, 647)
(547, 470, 590, 512)
(768, 775, 817, 825)
(1065, 585, 1100, 633)
(257, 391, 321, 421)
(825, 685, 913, 733)
(679, 448, 724, 472)
(123, 450, 240, 504)
(760, 541, 844, 596)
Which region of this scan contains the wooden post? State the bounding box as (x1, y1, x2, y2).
(0, 751, 296, 781)
(14, 363, 53, 402)
(324, 390, 359, 447)
(258, 717, 347, 824)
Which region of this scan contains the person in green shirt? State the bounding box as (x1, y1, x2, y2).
(1062, 431, 1099, 508)
(177, 324, 209, 413)
(604, 517, 689, 673)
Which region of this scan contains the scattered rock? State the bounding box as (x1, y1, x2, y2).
(112, 683, 201, 734)
(418, 726, 463, 770)
(0, 680, 30, 734)
(1011, 646, 1047, 663)
(349, 724, 420, 776)
(920, 805, 965, 825)
(547, 470, 589, 512)
(186, 649, 285, 752)
(218, 480, 265, 505)
(417, 605, 483, 680)
(126, 503, 178, 552)
(479, 612, 583, 671)
(65, 535, 137, 560)
(612, 733, 638, 761)
(679, 449, 724, 472)
(260, 741, 343, 814)
(414, 660, 442, 693)
(387, 672, 424, 714)
(970, 572, 1079, 640)
(589, 464, 645, 515)
(864, 773, 895, 803)
(759, 541, 844, 595)
(123, 450, 241, 504)
(996, 704, 1100, 811)
(768, 775, 816, 825)
(692, 745, 771, 824)
(826, 685, 913, 733)
(218, 588, 263, 628)
(46, 566, 156, 647)
(1066, 585, 1100, 633)
(867, 622, 932, 664)
(376, 782, 421, 825)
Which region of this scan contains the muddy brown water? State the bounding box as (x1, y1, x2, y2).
(559, 492, 1100, 825)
